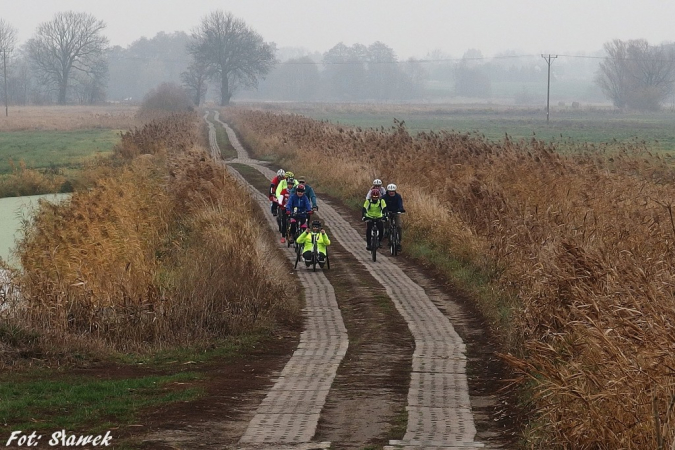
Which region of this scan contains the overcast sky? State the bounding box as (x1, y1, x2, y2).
(3, 0, 674, 59)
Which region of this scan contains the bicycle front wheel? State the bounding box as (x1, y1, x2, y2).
(371, 232, 377, 262)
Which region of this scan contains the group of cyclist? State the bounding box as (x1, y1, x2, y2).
(269, 170, 405, 266)
(270, 169, 325, 267)
(362, 179, 405, 252)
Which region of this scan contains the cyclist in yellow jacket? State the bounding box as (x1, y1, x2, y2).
(296, 220, 331, 268)
(276, 171, 299, 198)
(362, 189, 387, 251)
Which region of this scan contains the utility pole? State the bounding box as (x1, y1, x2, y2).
(541, 54, 557, 123)
(2, 49, 7, 117)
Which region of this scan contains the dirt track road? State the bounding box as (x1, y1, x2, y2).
(202, 111, 511, 450)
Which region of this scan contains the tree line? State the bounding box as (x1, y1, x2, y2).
(1, 11, 674, 109)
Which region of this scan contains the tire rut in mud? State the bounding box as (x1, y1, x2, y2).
(323, 192, 522, 449)
(232, 163, 415, 449)
(311, 233, 414, 450)
(224, 124, 519, 448)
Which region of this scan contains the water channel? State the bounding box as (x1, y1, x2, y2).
(0, 193, 69, 268)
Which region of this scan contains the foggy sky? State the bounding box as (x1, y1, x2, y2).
(3, 0, 674, 59)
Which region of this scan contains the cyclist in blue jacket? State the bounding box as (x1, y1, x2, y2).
(286, 184, 312, 242)
(289, 175, 318, 211)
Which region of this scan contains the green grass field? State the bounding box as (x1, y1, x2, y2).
(0, 333, 262, 435)
(253, 103, 675, 153)
(0, 372, 201, 432)
(0, 129, 120, 174)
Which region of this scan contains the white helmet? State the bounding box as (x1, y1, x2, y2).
(277, 169, 285, 177)
(387, 183, 397, 191)
(372, 179, 383, 186)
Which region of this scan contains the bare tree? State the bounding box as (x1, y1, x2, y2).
(367, 41, 398, 100)
(8, 56, 32, 105)
(0, 19, 17, 112)
(72, 57, 108, 104)
(26, 11, 108, 104)
(455, 50, 491, 98)
(597, 39, 675, 110)
(255, 56, 320, 101)
(322, 42, 368, 101)
(189, 11, 276, 105)
(181, 59, 211, 106)
(0, 18, 17, 52)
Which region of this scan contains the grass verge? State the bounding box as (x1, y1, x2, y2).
(0, 372, 201, 432)
(0, 129, 119, 174)
(213, 117, 238, 160)
(0, 333, 265, 434)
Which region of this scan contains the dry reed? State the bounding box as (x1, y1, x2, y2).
(223, 106, 675, 449)
(0, 105, 140, 132)
(1, 112, 298, 361)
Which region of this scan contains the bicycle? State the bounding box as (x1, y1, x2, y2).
(309, 232, 330, 271)
(294, 229, 330, 271)
(276, 203, 287, 239)
(287, 210, 313, 249)
(365, 217, 383, 262)
(285, 215, 295, 248)
(386, 211, 404, 256)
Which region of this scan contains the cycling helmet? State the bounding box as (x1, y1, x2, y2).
(311, 220, 322, 228)
(300, 223, 308, 229)
(387, 183, 397, 191)
(371, 188, 381, 198)
(296, 184, 306, 192)
(372, 179, 383, 186)
(297, 175, 306, 183)
(285, 171, 295, 179)
(276, 169, 285, 177)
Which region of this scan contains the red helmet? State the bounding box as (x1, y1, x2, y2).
(371, 189, 381, 198)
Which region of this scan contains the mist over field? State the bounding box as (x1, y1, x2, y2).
(1, 1, 674, 108)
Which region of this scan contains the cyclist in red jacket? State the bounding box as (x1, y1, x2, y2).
(269, 169, 286, 216)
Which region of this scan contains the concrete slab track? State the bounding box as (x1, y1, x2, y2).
(205, 111, 484, 450)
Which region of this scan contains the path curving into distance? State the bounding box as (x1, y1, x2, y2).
(206, 111, 485, 449)
(206, 111, 346, 450)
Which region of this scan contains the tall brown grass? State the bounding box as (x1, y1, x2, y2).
(0, 105, 140, 132)
(0, 160, 70, 197)
(1, 112, 298, 360)
(223, 106, 675, 449)
(0, 105, 142, 197)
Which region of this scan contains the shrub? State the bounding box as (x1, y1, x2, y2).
(137, 82, 194, 120)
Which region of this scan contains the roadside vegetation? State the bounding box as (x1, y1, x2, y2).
(237, 102, 675, 152)
(0, 102, 300, 435)
(211, 112, 239, 159)
(4, 110, 297, 355)
(0, 106, 139, 198)
(224, 106, 675, 449)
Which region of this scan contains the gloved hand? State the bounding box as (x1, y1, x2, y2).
(268, 195, 274, 201)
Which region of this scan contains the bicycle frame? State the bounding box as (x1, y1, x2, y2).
(367, 218, 382, 262)
(286, 217, 295, 247)
(387, 212, 402, 256)
(311, 233, 319, 271)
